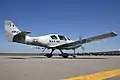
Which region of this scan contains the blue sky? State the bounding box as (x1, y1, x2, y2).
(0, 0, 120, 53)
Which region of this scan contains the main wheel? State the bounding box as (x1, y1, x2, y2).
(62, 53, 69, 58)
(73, 55, 76, 58)
(44, 54, 53, 58)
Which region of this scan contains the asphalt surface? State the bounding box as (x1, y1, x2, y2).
(0, 55, 120, 80)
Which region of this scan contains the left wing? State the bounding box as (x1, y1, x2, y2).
(81, 31, 117, 44)
(53, 32, 117, 49)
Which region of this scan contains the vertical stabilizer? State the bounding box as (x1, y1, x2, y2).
(5, 20, 21, 41)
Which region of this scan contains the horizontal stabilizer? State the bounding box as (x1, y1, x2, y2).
(18, 31, 31, 36)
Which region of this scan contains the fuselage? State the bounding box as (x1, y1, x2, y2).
(24, 34, 81, 49)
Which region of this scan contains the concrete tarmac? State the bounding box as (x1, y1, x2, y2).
(0, 55, 120, 80)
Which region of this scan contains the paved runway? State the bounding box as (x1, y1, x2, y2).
(0, 55, 120, 80)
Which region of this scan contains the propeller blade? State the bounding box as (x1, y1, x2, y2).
(79, 36, 82, 41)
(81, 45, 85, 51)
(79, 36, 83, 43)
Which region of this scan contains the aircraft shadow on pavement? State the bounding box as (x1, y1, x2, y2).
(30, 56, 107, 59)
(7, 56, 107, 60)
(7, 57, 27, 59)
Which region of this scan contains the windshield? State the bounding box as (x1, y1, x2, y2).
(58, 35, 67, 41)
(67, 37, 70, 40)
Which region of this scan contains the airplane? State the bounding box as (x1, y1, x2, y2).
(4, 20, 117, 58)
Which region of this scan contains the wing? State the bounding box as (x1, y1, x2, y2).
(53, 32, 117, 49)
(81, 31, 117, 44)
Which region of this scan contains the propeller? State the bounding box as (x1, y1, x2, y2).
(81, 45, 85, 51)
(79, 36, 85, 51)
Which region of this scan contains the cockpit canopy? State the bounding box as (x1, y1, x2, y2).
(50, 34, 70, 41)
(50, 35, 58, 39)
(58, 35, 67, 40)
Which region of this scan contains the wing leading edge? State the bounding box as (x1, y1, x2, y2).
(53, 32, 117, 49)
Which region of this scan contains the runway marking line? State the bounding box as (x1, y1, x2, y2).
(64, 69, 120, 80)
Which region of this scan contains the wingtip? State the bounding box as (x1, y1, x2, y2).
(111, 31, 117, 36)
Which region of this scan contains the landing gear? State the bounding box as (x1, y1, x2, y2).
(45, 54, 53, 58)
(44, 49, 76, 58)
(59, 49, 69, 58)
(72, 49, 76, 58)
(44, 49, 54, 58)
(62, 53, 69, 58)
(73, 55, 76, 58)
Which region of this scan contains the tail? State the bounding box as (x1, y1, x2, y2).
(5, 20, 21, 42)
(4, 20, 31, 43)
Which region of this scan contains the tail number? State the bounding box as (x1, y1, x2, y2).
(12, 31, 19, 33)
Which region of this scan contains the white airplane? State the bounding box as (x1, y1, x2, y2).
(4, 20, 117, 58)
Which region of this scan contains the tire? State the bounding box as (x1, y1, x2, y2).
(62, 53, 69, 58)
(45, 54, 53, 58)
(73, 55, 76, 58)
